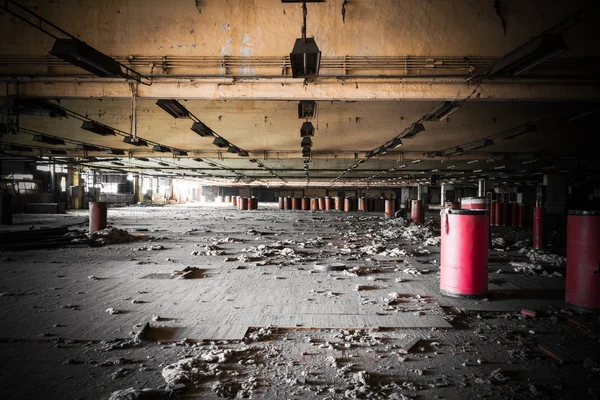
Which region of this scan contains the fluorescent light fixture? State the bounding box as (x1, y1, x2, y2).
(298, 101, 317, 119)
(123, 136, 148, 146)
(300, 121, 315, 137)
(9, 144, 33, 152)
(444, 147, 463, 155)
(502, 124, 537, 140)
(158, 162, 169, 167)
(473, 169, 483, 173)
(467, 160, 480, 164)
(80, 121, 115, 136)
(135, 157, 149, 161)
(76, 144, 101, 151)
(0, 97, 68, 118)
(249, 159, 258, 163)
(238, 150, 249, 157)
(423, 101, 460, 121)
(488, 33, 568, 77)
(302, 147, 312, 157)
(464, 138, 494, 151)
(213, 137, 229, 148)
(522, 158, 538, 164)
(227, 145, 240, 154)
(399, 123, 425, 139)
(494, 165, 506, 170)
(301, 137, 313, 148)
(152, 145, 171, 153)
(112, 162, 125, 166)
(32, 135, 66, 145)
(104, 149, 125, 155)
(427, 151, 442, 158)
(447, 165, 456, 169)
(412, 159, 421, 164)
(45, 149, 67, 155)
(290, 39, 321, 78)
(384, 138, 403, 149)
(376, 145, 388, 155)
(191, 121, 214, 137)
(398, 164, 407, 168)
(49, 38, 123, 77)
(364, 150, 374, 158)
(156, 99, 190, 118)
(172, 150, 188, 156)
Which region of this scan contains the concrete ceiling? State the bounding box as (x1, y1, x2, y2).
(1, 0, 599, 187)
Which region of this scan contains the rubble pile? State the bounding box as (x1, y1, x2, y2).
(88, 227, 144, 245)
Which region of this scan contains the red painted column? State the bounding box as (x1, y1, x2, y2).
(278, 197, 284, 209)
(533, 207, 545, 249)
(566, 211, 600, 309)
(240, 197, 249, 210)
(344, 198, 352, 212)
(232, 196, 238, 207)
(511, 203, 519, 226)
(89, 202, 107, 234)
(224, 195, 231, 203)
(283, 197, 292, 210)
(502, 201, 510, 226)
(318, 197, 326, 211)
(301, 197, 310, 210)
(359, 198, 368, 212)
(0, 193, 13, 225)
(411, 200, 424, 224)
(489, 201, 496, 225)
(335, 196, 344, 211)
(440, 209, 489, 297)
(517, 204, 525, 227)
(385, 199, 395, 217)
(494, 202, 503, 226)
(291, 197, 300, 210)
(325, 197, 334, 211)
(249, 197, 258, 210)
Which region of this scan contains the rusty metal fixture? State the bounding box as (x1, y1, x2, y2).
(0, 193, 12, 225)
(249, 197, 258, 210)
(385, 199, 395, 217)
(359, 197, 368, 212)
(292, 197, 301, 210)
(318, 197, 325, 211)
(310, 197, 319, 211)
(344, 197, 353, 212)
(301, 197, 310, 210)
(89, 202, 108, 234)
(335, 196, 344, 211)
(325, 196, 334, 210)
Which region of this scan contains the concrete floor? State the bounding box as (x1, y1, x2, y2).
(0, 203, 599, 399)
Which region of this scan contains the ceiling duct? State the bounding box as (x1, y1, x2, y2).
(81, 121, 115, 136)
(423, 101, 460, 121)
(488, 34, 568, 77)
(49, 38, 124, 77)
(156, 99, 190, 119)
(298, 101, 317, 119)
(32, 135, 65, 145)
(399, 123, 426, 139)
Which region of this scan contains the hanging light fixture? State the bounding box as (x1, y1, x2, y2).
(81, 121, 115, 136)
(152, 145, 171, 153)
(76, 144, 101, 151)
(423, 101, 460, 121)
(300, 121, 315, 137)
(123, 136, 148, 146)
(32, 135, 65, 145)
(284, 1, 323, 78)
(172, 150, 188, 156)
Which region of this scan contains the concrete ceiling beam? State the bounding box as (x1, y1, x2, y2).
(6, 78, 600, 101)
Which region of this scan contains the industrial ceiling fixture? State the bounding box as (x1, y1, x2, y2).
(123, 136, 148, 146)
(191, 121, 215, 137)
(423, 101, 461, 121)
(302, 146, 312, 158)
(0, 1, 152, 84)
(238, 150, 249, 157)
(398, 123, 426, 139)
(45, 149, 67, 155)
(136, 157, 150, 162)
(156, 99, 190, 118)
(501, 124, 537, 140)
(81, 121, 115, 136)
(76, 144, 101, 151)
(152, 145, 171, 153)
(464, 138, 495, 151)
(227, 145, 240, 154)
(488, 34, 568, 77)
(172, 150, 188, 156)
(104, 149, 125, 155)
(427, 151, 443, 158)
(300, 121, 315, 137)
(32, 134, 65, 145)
(384, 137, 403, 149)
(213, 137, 229, 148)
(112, 162, 125, 166)
(298, 101, 317, 119)
(301, 137, 313, 147)
(283, 0, 323, 78)
(0, 97, 68, 118)
(158, 162, 170, 167)
(9, 144, 32, 152)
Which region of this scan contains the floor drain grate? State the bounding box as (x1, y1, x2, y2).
(140, 273, 177, 280)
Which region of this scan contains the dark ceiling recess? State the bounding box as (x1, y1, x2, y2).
(298, 100, 317, 119)
(156, 99, 190, 119)
(123, 136, 148, 146)
(423, 101, 460, 121)
(488, 34, 568, 77)
(284, 1, 323, 78)
(32, 135, 66, 145)
(81, 121, 115, 136)
(9, 144, 33, 152)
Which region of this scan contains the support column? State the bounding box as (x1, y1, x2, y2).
(89, 202, 107, 233)
(543, 174, 567, 246)
(440, 183, 446, 206)
(70, 168, 83, 210)
(478, 179, 486, 198)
